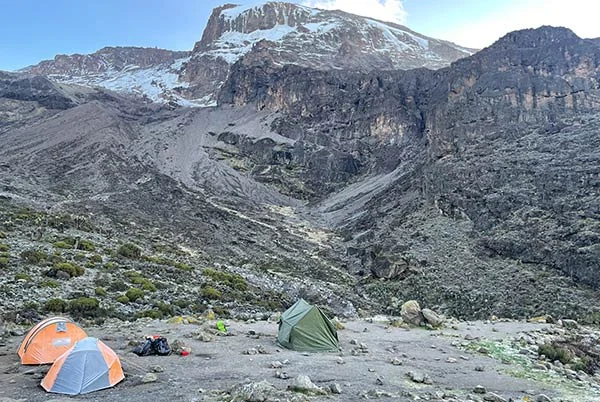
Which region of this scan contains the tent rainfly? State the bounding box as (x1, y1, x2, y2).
(41, 337, 124, 395)
(277, 299, 339, 352)
(18, 316, 88, 365)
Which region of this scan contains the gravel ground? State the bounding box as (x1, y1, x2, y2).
(2, 317, 599, 402)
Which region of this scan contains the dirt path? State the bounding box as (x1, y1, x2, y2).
(1, 317, 598, 401)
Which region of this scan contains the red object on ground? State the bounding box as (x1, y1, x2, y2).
(181, 350, 189, 356)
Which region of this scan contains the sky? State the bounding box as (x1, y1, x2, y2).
(1, 0, 599, 71)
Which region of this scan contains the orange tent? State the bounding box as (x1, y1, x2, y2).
(41, 337, 124, 395)
(18, 316, 88, 364)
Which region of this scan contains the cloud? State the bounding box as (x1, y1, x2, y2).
(301, 0, 407, 25)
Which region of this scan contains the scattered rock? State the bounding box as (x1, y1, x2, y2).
(170, 339, 189, 355)
(483, 393, 508, 402)
(422, 308, 444, 327)
(391, 357, 403, 366)
(375, 376, 384, 385)
(336, 357, 345, 364)
(473, 385, 487, 394)
(243, 348, 258, 355)
(446, 357, 457, 363)
(141, 373, 158, 383)
(196, 331, 215, 342)
(289, 375, 327, 395)
(561, 319, 579, 329)
(330, 383, 342, 394)
(536, 395, 552, 402)
(401, 300, 423, 326)
(3, 363, 19, 374)
(275, 371, 290, 379)
(150, 365, 164, 373)
(270, 361, 283, 369)
(257, 345, 270, 354)
(230, 380, 278, 401)
(406, 371, 432, 384)
(9, 328, 24, 337)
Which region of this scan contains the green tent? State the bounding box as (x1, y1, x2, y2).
(277, 299, 339, 352)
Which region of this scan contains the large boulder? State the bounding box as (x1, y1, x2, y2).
(401, 300, 423, 326)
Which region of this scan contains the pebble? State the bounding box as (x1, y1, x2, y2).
(446, 357, 457, 363)
(270, 361, 283, 369)
(536, 395, 552, 402)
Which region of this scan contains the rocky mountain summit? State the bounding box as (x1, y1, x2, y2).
(22, 1, 474, 106)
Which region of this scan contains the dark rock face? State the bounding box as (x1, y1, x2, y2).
(216, 26, 600, 316)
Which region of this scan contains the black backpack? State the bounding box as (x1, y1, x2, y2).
(132, 336, 172, 356)
(151, 336, 172, 356)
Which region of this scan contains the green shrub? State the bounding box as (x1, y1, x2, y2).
(40, 279, 60, 288)
(95, 287, 107, 297)
(20, 249, 48, 264)
(116, 295, 130, 304)
(539, 343, 573, 364)
(155, 302, 174, 317)
(0, 243, 10, 252)
(117, 243, 141, 259)
(0, 257, 8, 269)
(104, 262, 115, 269)
(23, 301, 39, 311)
(0, 231, 5, 239)
(0, 252, 9, 258)
(68, 297, 101, 317)
(15, 273, 31, 281)
(125, 271, 157, 292)
(53, 241, 72, 249)
(78, 239, 96, 252)
(50, 253, 65, 264)
(143, 255, 193, 271)
(203, 268, 248, 291)
(212, 305, 231, 318)
(85, 261, 97, 268)
(54, 262, 85, 277)
(200, 286, 222, 300)
(125, 287, 144, 302)
(45, 298, 68, 313)
(90, 254, 103, 263)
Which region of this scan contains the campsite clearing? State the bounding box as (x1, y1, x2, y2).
(1, 317, 599, 401)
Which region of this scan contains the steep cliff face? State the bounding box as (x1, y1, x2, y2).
(216, 26, 600, 315)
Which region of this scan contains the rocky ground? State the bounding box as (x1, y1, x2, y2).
(1, 314, 599, 402)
